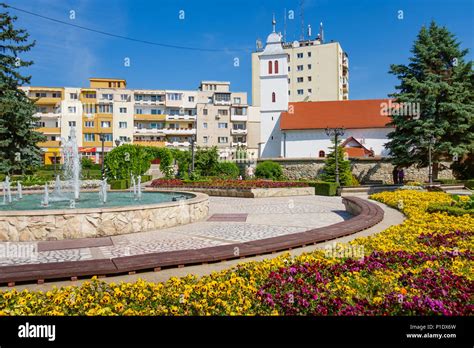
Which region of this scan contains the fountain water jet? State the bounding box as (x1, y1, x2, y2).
(41, 184, 49, 207)
(99, 178, 107, 204)
(61, 127, 81, 200)
(2, 176, 12, 204)
(17, 182, 22, 200)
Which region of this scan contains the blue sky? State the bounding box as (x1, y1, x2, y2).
(6, 0, 474, 103)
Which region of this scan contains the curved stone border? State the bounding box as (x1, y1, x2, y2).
(0, 196, 383, 285)
(0, 191, 209, 241)
(149, 186, 315, 198)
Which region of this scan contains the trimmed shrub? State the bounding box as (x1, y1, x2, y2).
(306, 181, 339, 196)
(427, 204, 474, 216)
(255, 161, 283, 180)
(110, 179, 129, 190)
(140, 175, 152, 183)
(217, 162, 240, 179)
(465, 179, 474, 190)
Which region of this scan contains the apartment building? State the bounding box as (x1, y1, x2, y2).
(21, 78, 259, 164)
(251, 37, 349, 105)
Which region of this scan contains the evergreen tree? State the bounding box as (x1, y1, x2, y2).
(386, 21, 474, 179)
(0, 4, 45, 174)
(321, 143, 352, 186)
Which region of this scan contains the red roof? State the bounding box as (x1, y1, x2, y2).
(280, 99, 392, 130)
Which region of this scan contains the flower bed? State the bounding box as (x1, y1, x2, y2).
(150, 178, 309, 189)
(0, 190, 472, 316)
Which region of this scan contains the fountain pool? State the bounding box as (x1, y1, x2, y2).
(0, 191, 194, 211)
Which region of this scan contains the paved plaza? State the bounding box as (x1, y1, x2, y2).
(0, 195, 351, 266)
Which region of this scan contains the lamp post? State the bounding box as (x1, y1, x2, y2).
(428, 135, 436, 185)
(325, 127, 345, 185)
(189, 135, 195, 177)
(115, 139, 121, 147)
(98, 133, 106, 179)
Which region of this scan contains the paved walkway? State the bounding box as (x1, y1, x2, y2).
(0, 195, 350, 266)
(1, 196, 405, 291)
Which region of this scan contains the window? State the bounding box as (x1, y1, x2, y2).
(233, 97, 241, 104)
(188, 96, 195, 102)
(135, 95, 143, 101)
(297, 65, 303, 71)
(297, 89, 304, 95)
(101, 121, 111, 128)
(103, 134, 113, 141)
(119, 107, 127, 113)
(35, 92, 47, 98)
(308, 64, 312, 70)
(203, 122, 208, 129)
(120, 94, 129, 101)
(308, 52, 312, 58)
(84, 133, 95, 142)
(83, 104, 96, 114)
(297, 77, 304, 83)
(119, 122, 127, 129)
(102, 94, 113, 100)
(85, 121, 94, 128)
(68, 106, 76, 113)
(151, 109, 161, 115)
(119, 136, 128, 142)
(69, 93, 78, 100)
(167, 93, 182, 101)
(52, 92, 61, 98)
(215, 93, 231, 102)
(218, 137, 228, 143)
(203, 109, 208, 116)
(218, 122, 228, 129)
(68, 121, 76, 127)
(85, 93, 96, 99)
(203, 136, 208, 144)
(274, 60, 279, 74)
(308, 89, 312, 94)
(135, 108, 143, 114)
(288, 78, 291, 84)
(233, 123, 245, 130)
(297, 53, 303, 58)
(308, 76, 312, 82)
(218, 109, 228, 116)
(272, 92, 276, 103)
(36, 121, 45, 127)
(268, 61, 272, 74)
(98, 104, 113, 113)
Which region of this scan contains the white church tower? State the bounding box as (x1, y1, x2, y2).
(259, 16, 289, 158)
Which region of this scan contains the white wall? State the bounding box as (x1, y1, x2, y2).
(60, 88, 83, 146)
(283, 128, 393, 158)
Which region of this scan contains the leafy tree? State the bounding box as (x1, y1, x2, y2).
(386, 21, 474, 179)
(0, 4, 45, 174)
(194, 146, 220, 176)
(217, 161, 240, 179)
(146, 146, 173, 178)
(320, 144, 352, 186)
(104, 144, 154, 180)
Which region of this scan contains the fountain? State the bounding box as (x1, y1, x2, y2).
(0, 127, 206, 241)
(17, 182, 22, 200)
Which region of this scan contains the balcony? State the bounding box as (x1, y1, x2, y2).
(34, 97, 62, 106)
(38, 140, 61, 147)
(134, 127, 165, 135)
(231, 142, 247, 147)
(231, 128, 248, 135)
(134, 114, 166, 121)
(35, 112, 60, 118)
(37, 127, 61, 134)
(166, 114, 196, 121)
(230, 114, 248, 122)
(134, 140, 166, 147)
(166, 141, 191, 148)
(163, 128, 196, 135)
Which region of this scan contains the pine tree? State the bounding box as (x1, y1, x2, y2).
(321, 143, 352, 186)
(0, 4, 45, 174)
(386, 21, 474, 179)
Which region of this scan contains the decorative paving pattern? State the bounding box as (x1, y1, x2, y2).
(0, 247, 92, 266)
(0, 195, 351, 265)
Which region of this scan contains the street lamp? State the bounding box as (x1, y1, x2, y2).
(97, 133, 106, 178)
(115, 139, 121, 147)
(188, 135, 196, 177)
(325, 127, 345, 185)
(428, 135, 436, 185)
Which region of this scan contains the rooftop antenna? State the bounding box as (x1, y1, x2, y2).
(320, 22, 324, 43)
(307, 24, 312, 39)
(283, 8, 287, 42)
(300, 0, 305, 41)
(256, 38, 263, 50)
(272, 13, 276, 33)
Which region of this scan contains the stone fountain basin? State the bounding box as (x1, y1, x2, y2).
(0, 191, 209, 241)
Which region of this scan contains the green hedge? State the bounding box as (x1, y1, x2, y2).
(306, 181, 340, 196)
(140, 175, 152, 183)
(427, 203, 474, 216)
(255, 161, 283, 180)
(465, 179, 474, 190)
(217, 162, 240, 179)
(110, 179, 129, 190)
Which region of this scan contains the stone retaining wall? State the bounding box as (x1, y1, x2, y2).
(260, 158, 454, 183)
(0, 192, 209, 242)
